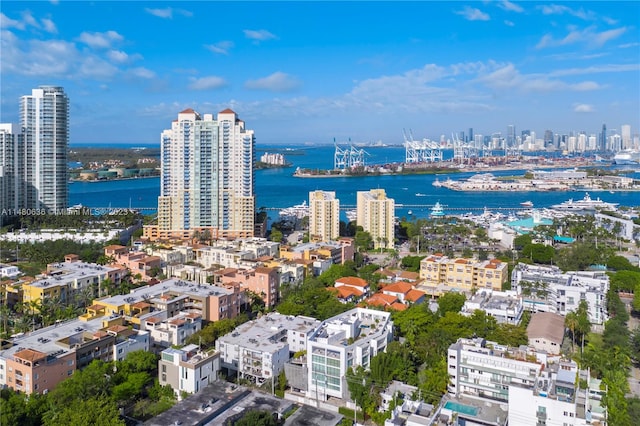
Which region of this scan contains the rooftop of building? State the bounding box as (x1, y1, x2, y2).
(218, 312, 320, 352)
(97, 278, 239, 307)
(284, 404, 343, 426)
(527, 312, 566, 343)
(144, 381, 293, 426)
(463, 290, 521, 312)
(26, 261, 120, 289)
(285, 240, 348, 253)
(0, 315, 131, 361)
(309, 307, 391, 346)
(439, 395, 508, 426)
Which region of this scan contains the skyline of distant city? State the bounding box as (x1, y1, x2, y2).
(1, 1, 638, 145)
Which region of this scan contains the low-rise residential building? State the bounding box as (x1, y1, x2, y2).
(0, 316, 148, 394)
(279, 239, 355, 266)
(0, 264, 20, 279)
(216, 312, 320, 384)
(142, 311, 202, 351)
(381, 282, 425, 305)
(511, 263, 609, 324)
(447, 338, 544, 402)
(21, 256, 127, 310)
(214, 266, 280, 308)
(461, 290, 524, 324)
(508, 361, 607, 426)
(595, 212, 640, 242)
(104, 245, 163, 281)
(307, 308, 393, 401)
(526, 312, 565, 355)
(419, 255, 508, 295)
(158, 344, 220, 396)
(334, 276, 370, 297)
(86, 278, 245, 324)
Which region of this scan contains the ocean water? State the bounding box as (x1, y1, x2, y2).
(69, 144, 640, 219)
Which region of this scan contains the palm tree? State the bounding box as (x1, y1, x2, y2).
(565, 312, 578, 351)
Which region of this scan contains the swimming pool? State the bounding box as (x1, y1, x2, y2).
(444, 401, 479, 416)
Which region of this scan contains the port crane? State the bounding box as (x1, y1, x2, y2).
(403, 129, 443, 163)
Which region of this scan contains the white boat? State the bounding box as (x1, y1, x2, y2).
(345, 209, 357, 222)
(279, 201, 309, 219)
(613, 150, 640, 165)
(520, 201, 534, 208)
(432, 178, 442, 187)
(416, 193, 427, 197)
(408, 210, 413, 215)
(551, 193, 618, 212)
(430, 202, 445, 217)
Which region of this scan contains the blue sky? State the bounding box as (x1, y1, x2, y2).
(1, 1, 639, 145)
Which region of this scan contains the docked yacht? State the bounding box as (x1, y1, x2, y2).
(551, 193, 618, 212)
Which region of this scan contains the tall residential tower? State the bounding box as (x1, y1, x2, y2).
(148, 108, 255, 240)
(20, 86, 69, 212)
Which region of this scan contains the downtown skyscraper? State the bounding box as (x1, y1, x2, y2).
(1, 86, 69, 217)
(149, 108, 255, 240)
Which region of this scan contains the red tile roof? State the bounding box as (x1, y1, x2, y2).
(390, 302, 408, 311)
(366, 293, 398, 307)
(219, 108, 236, 114)
(383, 282, 413, 295)
(335, 276, 368, 288)
(328, 286, 363, 299)
(14, 349, 47, 363)
(180, 108, 196, 114)
(405, 289, 426, 302)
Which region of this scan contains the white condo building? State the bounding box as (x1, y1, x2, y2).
(309, 190, 340, 242)
(356, 189, 395, 249)
(20, 86, 69, 212)
(511, 264, 609, 325)
(307, 308, 393, 400)
(155, 108, 255, 239)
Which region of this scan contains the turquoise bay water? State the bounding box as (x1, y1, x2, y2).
(69, 144, 640, 219)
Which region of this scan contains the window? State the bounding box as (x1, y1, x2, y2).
(67, 370, 73, 376)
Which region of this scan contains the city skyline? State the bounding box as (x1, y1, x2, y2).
(1, 1, 639, 145)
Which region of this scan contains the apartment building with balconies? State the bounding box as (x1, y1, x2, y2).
(158, 344, 220, 396)
(216, 312, 320, 385)
(511, 263, 609, 324)
(306, 308, 393, 401)
(419, 255, 508, 296)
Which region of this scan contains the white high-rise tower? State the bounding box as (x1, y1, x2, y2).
(19, 86, 69, 212)
(152, 108, 255, 240)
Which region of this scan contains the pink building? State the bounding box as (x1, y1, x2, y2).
(215, 267, 280, 308)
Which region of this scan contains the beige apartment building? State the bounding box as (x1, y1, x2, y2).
(146, 108, 255, 242)
(308, 190, 340, 242)
(356, 189, 395, 249)
(420, 255, 508, 295)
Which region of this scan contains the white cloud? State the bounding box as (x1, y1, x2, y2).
(499, 1, 524, 13)
(549, 63, 639, 77)
(0, 13, 24, 30)
(41, 18, 57, 33)
(77, 56, 119, 79)
(573, 103, 594, 113)
(128, 67, 156, 79)
(107, 50, 129, 63)
(478, 63, 602, 93)
(145, 8, 173, 18)
(245, 72, 301, 92)
(619, 42, 640, 48)
(538, 4, 596, 20)
(455, 6, 490, 21)
(77, 30, 124, 49)
(243, 29, 277, 41)
(205, 41, 234, 55)
(504, 20, 515, 27)
(536, 26, 627, 49)
(188, 76, 228, 90)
